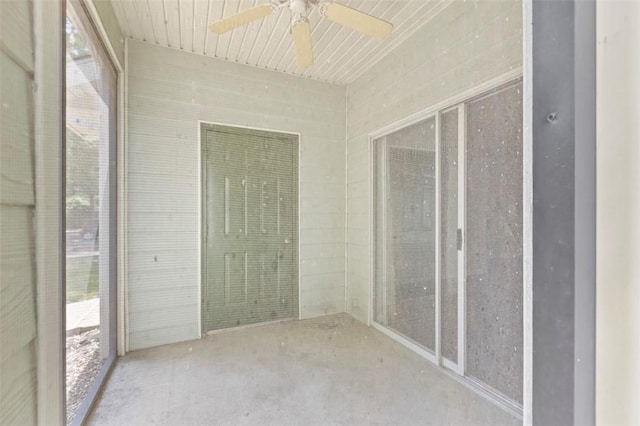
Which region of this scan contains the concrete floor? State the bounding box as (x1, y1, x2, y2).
(88, 314, 520, 425)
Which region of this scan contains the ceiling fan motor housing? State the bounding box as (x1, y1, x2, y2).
(290, 0, 310, 21)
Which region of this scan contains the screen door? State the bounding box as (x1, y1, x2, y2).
(201, 124, 299, 332)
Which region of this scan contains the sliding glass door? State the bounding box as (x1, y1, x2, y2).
(373, 80, 523, 409)
(65, 1, 117, 423)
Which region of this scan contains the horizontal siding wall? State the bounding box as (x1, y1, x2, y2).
(0, 0, 37, 423)
(345, 0, 523, 323)
(127, 41, 346, 350)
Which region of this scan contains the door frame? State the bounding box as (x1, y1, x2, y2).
(197, 121, 301, 334)
(370, 120, 439, 367)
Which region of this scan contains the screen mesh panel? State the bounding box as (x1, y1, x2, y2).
(466, 82, 523, 403)
(440, 109, 459, 363)
(201, 125, 299, 332)
(374, 118, 436, 352)
(65, 5, 117, 423)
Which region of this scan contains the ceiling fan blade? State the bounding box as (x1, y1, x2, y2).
(209, 4, 276, 34)
(321, 2, 393, 40)
(291, 18, 314, 68)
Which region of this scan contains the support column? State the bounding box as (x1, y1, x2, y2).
(530, 1, 596, 424)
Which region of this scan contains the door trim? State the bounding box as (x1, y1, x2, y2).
(197, 121, 301, 335)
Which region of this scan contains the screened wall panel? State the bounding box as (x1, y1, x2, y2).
(440, 109, 459, 363)
(374, 118, 437, 352)
(466, 82, 523, 403)
(65, 3, 118, 422)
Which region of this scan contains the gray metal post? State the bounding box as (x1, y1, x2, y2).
(531, 0, 596, 424)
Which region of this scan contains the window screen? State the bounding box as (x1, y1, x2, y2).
(65, 4, 117, 423)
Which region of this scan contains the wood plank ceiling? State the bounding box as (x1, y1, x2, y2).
(110, 0, 451, 85)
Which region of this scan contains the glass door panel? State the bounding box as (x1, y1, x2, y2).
(465, 82, 523, 403)
(373, 117, 437, 353)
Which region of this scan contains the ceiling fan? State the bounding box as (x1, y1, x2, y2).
(209, 0, 393, 68)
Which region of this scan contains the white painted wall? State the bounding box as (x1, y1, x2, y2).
(0, 1, 37, 423)
(126, 41, 346, 350)
(345, 0, 523, 323)
(596, 2, 640, 424)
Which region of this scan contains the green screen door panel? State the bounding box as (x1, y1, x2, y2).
(201, 125, 299, 332)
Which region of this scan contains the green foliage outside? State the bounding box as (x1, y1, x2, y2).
(66, 129, 99, 230)
(66, 17, 91, 59)
(65, 16, 100, 305)
(66, 16, 99, 231)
